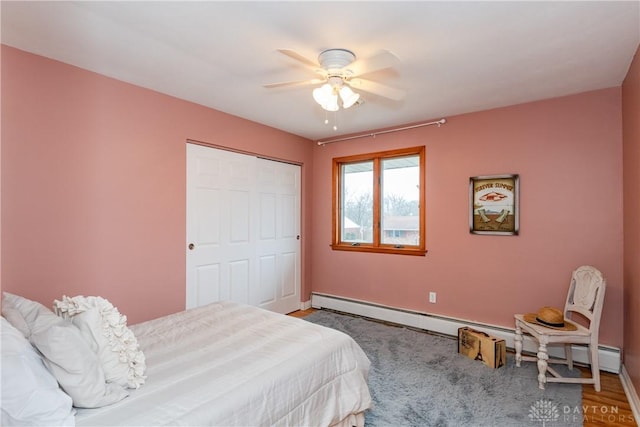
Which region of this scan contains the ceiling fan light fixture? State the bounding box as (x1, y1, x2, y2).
(312, 83, 331, 104)
(313, 84, 339, 111)
(339, 86, 360, 109)
(313, 80, 360, 111)
(325, 94, 339, 112)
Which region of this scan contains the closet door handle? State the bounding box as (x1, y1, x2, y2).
(188, 243, 195, 250)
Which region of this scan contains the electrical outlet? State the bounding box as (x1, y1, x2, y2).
(429, 292, 437, 303)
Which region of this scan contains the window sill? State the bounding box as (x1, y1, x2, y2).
(330, 244, 427, 256)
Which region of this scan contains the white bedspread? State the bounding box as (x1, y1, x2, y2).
(75, 302, 371, 426)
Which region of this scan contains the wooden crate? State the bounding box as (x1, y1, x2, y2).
(458, 327, 506, 369)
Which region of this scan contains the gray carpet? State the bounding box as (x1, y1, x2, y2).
(304, 310, 582, 427)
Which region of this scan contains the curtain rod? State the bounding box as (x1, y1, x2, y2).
(316, 118, 447, 146)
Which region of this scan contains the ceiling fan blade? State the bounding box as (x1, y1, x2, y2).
(263, 78, 325, 89)
(277, 49, 320, 69)
(348, 78, 406, 101)
(348, 50, 400, 77)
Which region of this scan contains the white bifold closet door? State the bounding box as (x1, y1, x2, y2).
(186, 143, 301, 314)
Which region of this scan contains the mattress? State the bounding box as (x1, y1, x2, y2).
(74, 301, 371, 426)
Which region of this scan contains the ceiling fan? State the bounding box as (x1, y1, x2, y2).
(264, 48, 406, 111)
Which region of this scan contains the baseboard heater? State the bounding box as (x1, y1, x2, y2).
(311, 292, 621, 374)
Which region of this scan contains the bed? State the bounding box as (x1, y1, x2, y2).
(1, 295, 372, 427)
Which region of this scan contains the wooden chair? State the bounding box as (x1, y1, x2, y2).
(514, 265, 606, 391)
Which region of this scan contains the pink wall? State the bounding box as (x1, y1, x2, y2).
(0, 45, 629, 353)
(311, 88, 624, 348)
(0, 45, 3, 298)
(1, 46, 314, 324)
(622, 45, 640, 392)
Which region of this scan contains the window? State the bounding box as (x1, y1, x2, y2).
(332, 146, 426, 255)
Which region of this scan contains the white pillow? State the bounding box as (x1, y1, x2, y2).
(2, 292, 55, 337)
(30, 321, 129, 408)
(1, 317, 76, 426)
(53, 296, 146, 389)
(2, 293, 129, 408)
(1, 305, 30, 338)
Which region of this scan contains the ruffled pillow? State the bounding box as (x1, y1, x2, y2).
(53, 296, 146, 389)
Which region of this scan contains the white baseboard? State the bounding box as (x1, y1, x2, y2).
(620, 365, 640, 423)
(311, 292, 621, 374)
(300, 299, 312, 311)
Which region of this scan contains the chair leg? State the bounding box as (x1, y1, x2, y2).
(565, 343, 573, 370)
(589, 342, 601, 392)
(536, 342, 549, 390)
(515, 323, 523, 367)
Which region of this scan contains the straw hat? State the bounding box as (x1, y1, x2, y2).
(523, 306, 577, 331)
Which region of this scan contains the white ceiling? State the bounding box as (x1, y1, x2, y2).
(2, 1, 639, 141)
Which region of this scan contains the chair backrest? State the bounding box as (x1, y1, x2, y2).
(564, 265, 606, 334)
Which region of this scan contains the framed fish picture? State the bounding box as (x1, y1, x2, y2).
(469, 174, 519, 235)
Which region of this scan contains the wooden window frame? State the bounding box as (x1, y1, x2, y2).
(331, 146, 426, 256)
